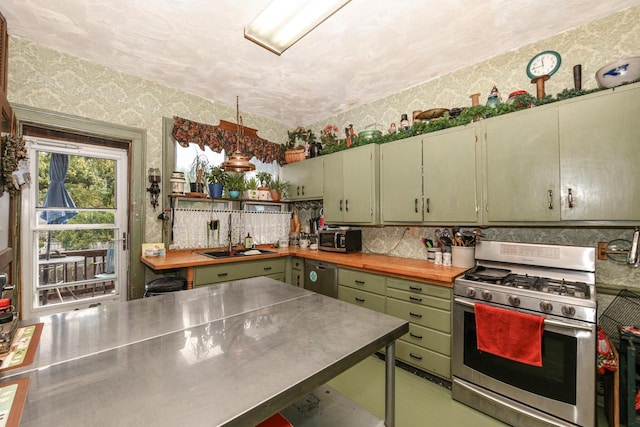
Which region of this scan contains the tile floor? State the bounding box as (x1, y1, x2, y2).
(328, 356, 507, 427)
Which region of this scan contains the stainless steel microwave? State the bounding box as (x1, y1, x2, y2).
(318, 229, 362, 253)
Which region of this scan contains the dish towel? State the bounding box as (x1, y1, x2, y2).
(475, 303, 545, 367)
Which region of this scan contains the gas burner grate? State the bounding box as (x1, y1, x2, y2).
(502, 274, 540, 290)
(539, 278, 590, 299)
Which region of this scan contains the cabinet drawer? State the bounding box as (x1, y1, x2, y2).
(291, 257, 304, 271)
(386, 288, 450, 311)
(396, 340, 451, 379)
(386, 298, 450, 333)
(387, 277, 452, 300)
(339, 286, 385, 313)
(194, 258, 285, 286)
(339, 269, 386, 295)
(401, 323, 450, 356)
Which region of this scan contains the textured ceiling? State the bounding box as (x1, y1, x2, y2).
(2, 0, 640, 126)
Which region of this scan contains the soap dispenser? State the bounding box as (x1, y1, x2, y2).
(245, 233, 253, 248)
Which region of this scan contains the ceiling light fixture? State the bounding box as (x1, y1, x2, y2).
(221, 96, 256, 173)
(244, 0, 351, 55)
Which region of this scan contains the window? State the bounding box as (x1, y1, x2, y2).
(175, 143, 279, 187)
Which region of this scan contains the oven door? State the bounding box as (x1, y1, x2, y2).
(452, 297, 596, 427)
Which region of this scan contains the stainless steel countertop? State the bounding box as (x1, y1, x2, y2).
(10, 278, 408, 426)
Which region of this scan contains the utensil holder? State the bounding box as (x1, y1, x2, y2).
(452, 246, 475, 268)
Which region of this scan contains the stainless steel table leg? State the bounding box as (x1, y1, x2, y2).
(385, 341, 396, 427)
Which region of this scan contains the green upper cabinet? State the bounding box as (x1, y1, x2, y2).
(380, 127, 480, 224)
(559, 84, 640, 222)
(483, 105, 561, 223)
(423, 125, 480, 224)
(281, 156, 323, 201)
(323, 144, 379, 224)
(380, 135, 423, 222)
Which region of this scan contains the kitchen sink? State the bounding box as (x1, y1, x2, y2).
(199, 248, 276, 259)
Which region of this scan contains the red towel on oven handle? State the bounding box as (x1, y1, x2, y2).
(475, 303, 545, 367)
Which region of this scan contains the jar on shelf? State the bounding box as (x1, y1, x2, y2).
(170, 171, 186, 194)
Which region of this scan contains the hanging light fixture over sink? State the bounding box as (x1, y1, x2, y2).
(221, 96, 256, 173)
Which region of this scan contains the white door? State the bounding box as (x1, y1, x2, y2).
(21, 137, 128, 318)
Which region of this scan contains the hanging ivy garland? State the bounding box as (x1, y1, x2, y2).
(0, 134, 28, 196)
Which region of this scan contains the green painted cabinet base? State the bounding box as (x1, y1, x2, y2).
(339, 285, 386, 312)
(193, 258, 286, 287)
(396, 340, 451, 379)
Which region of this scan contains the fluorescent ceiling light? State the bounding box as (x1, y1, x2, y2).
(245, 0, 351, 55)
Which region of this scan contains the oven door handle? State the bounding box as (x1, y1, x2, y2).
(454, 298, 594, 332)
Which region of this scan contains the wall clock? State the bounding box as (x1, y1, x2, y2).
(526, 50, 562, 80)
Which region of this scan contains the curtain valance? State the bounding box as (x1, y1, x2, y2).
(172, 116, 285, 164)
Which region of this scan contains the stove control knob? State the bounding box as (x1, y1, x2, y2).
(561, 305, 576, 317)
(508, 295, 521, 306)
(481, 290, 492, 301)
(466, 287, 476, 298)
(540, 301, 553, 313)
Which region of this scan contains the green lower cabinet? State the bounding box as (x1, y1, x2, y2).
(402, 323, 450, 356)
(385, 277, 452, 380)
(193, 258, 286, 287)
(386, 298, 450, 333)
(395, 340, 451, 379)
(338, 285, 386, 313)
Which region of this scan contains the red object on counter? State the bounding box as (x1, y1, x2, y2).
(0, 299, 10, 310)
(475, 303, 544, 367)
(256, 413, 293, 427)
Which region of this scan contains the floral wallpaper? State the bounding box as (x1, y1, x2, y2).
(6, 7, 640, 300)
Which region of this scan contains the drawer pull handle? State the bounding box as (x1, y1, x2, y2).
(409, 312, 423, 319)
(409, 332, 423, 340)
(355, 280, 365, 285)
(409, 296, 423, 302)
(355, 297, 365, 303)
(263, 267, 272, 271)
(217, 273, 228, 277)
(409, 285, 422, 291)
(409, 352, 423, 361)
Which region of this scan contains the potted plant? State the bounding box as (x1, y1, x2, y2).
(226, 172, 245, 199)
(244, 176, 259, 199)
(203, 165, 227, 198)
(285, 126, 316, 164)
(255, 171, 273, 200)
(187, 153, 209, 193)
(270, 177, 288, 201)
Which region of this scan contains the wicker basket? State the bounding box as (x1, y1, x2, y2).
(285, 148, 306, 164)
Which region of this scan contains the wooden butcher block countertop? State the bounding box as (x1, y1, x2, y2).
(142, 246, 468, 287)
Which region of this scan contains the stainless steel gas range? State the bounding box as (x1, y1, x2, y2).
(451, 240, 597, 427)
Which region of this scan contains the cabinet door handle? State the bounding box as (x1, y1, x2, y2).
(409, 285, 423, 292)
(297, 186, 301, 196)
(409, 296, 423, 302)
(355, 297, 365, 303)
(415, 198, 419, 213)
(547, 190, 553, 209)
(263, 267, 272, 271)
(339, 199, 343, 211)
(355, 280, 365, 285)
(296, 276, 300, 286)
(217, 272, 228, 277)
(567, 188, 574, 208)
(409, 311, 423, 319)
(409, 332, 423, 340)
(409, 352, 423, 361)
(345, 199, 349, 212)
(301, 185, 305, 196)
(426, 198, 430, 213)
